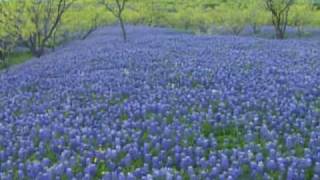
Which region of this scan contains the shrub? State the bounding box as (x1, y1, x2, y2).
(289, 1, 313, 36)
(216, 3, 248, 35)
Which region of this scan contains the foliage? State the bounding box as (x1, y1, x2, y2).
(127, 0, 169, 26)
(22, 0, 75, 57)
(215, 1, 248, 35)
(289, 0, 314, 36)
(62, 0, 115, 41)
(246, 0, 270, 34)
(1, 0, 320, 67)
(0, 0, 27, 65)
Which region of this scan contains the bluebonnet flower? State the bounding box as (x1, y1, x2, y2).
(266, 159, 277, 171)
(0, 26, 320, 179)
(315, 162, 320, 175)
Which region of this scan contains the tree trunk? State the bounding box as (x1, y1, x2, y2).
(275, 26, 285, 39)
(0, 52, 4, 63)
(27, 40, 41, 58)
(31, 46, 44, 58)
(252, 23, 260, 34)
(119, 16, 127, 42)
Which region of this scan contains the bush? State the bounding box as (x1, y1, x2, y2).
(215, 3, 248, 35)
(0, 1, 26, 64)
(61, 0, 115, 41)
(290, 1, 313, 36)
(246, 0, 269, 34)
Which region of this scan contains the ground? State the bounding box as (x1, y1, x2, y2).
(0, 26, 320, 179)
(0, 52, 32, 70)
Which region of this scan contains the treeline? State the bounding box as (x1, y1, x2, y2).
(1, 0, 319, 66)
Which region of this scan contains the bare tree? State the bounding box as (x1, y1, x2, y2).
(265, 0, 294, 39)
(100, 0, 128, 41)
(25, 0, 75, 57)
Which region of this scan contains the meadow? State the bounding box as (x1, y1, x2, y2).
(1, 26, 320, 179)
(1, 0, 320, 179)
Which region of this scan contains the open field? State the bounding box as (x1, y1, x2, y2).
(1, 26, 320, 179)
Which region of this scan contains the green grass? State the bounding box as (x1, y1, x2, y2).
(314, 98, 320, 112)
(94, 161, 109, 179)
(120, 112, 129, 121)
(187, 134, 196, 146)
(72, 156, 84, 175)
(145, 112, 156, 120)
(115, 151, 127, 164)
(61, 174, 68, 180)
(13, 168, 19, 180)
(269, 170, 281, 180)
(305, 166, 314, 180)
(201, 121, 214, 138)
(45, 144, 58, 164)
(150, 147, 159, 157)
(72, 163, 84, 175)
(141, 131, 149, 142)
(123, 158, 144, 173)
(201, 122, 245, 150)
(109, 94, 129, 106)
(0, 52, 33, 69)
(180, 170, 190, 180)
(294, 145, 305, 157)
(33, 136, 40, 148)
(27, 153, 38, 162)
(166, 114, 174, 124)
(239, 164, 251, 179)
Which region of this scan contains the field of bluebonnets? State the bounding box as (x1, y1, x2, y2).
(1, 26, 320, 179)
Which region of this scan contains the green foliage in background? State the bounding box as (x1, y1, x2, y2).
(62, 0, 116, 40)
(246, 0, 270, 34)
(0, 0, 29, 64)
(1, 0, 320, 68)
(215, 1, 248, 35)
(290, 0, 314, 36)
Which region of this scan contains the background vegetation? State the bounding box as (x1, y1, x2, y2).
(1, 0, 320, 68)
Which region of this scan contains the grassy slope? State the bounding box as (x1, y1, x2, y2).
(0, 52, 33, 70)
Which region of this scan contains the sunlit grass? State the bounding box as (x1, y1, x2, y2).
(0, 52, 33, 69)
